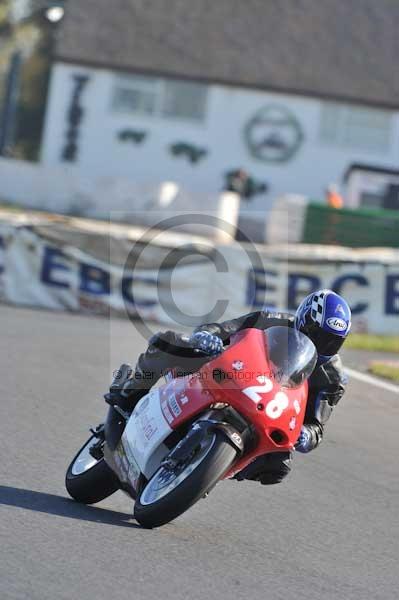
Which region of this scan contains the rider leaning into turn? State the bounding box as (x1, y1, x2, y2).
(106, 289, 351, 486)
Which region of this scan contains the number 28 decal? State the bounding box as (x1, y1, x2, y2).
(243, 375, 289, 420)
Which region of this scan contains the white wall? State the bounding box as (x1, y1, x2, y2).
(41, 62, 399, 213)
(0, 155, 240, 241)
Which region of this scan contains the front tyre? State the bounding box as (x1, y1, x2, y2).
(134, 430, 237, 528)
(65, 435, 119, 504)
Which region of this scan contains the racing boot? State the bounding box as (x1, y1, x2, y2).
(104, 357, 159, 414)
(104, 330, 207, 414)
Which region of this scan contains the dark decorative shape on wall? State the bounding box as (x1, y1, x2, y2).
(61, 74, 90, 162)
(169, 142, 208, 164)
(244, 105, 304, 163)
(224, 168, 268, 200)
(117, 129, 148, 144)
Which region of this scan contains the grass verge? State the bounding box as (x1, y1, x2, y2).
(346, 334, 399, 354)
(0, 201, 25, 212)
(368, 361, 399, 383)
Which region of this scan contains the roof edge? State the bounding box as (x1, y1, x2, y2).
(53, 55, 399, 111)
(343, 163, 399, 181)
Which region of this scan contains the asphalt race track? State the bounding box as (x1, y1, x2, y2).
(1, 304, 398, 600)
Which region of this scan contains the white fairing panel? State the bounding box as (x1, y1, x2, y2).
(122, 388, 173, 478)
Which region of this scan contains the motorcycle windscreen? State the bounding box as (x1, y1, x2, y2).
(264, 326, 317, 389)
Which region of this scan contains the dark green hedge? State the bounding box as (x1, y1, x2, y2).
(303, 203, 399, 248)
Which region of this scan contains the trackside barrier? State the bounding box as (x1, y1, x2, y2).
(0, 211, 398, 334)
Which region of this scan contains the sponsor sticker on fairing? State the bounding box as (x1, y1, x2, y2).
(326, 317, 347, 332)
(164, 370, 174, 383)
(123, 441, 141, 484)
(133, 396, 150, 416)
(168, 393, 182, 418)
(232, 360, 244, 371)
(116, 444, 130, 477)
(161, 399, 174, 424)
(122, 389, 173, 476)
(141, 414, 158, 441)
(231, 432, 242, 445)
(128, 464, 140, 489)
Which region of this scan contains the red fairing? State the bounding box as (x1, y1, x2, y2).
(159, 328, 309, 479)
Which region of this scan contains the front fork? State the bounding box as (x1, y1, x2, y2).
(161, 406, 253, 471)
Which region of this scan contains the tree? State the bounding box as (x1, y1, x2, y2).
(0, 0, 52, 160)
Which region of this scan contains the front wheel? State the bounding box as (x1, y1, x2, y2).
(65, 435, 119, 504)
(134, 430, 237, 528)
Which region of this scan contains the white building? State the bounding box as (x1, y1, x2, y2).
(41, 0, 399, 213)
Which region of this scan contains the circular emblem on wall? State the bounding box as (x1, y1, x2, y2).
(244, 105, 304, 163)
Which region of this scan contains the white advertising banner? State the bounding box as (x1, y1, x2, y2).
(0, 222, 398, 335)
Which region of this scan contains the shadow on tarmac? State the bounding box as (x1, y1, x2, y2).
(0, 485, 141, 528)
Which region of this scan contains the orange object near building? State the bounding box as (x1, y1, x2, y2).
(326, 185, 344, 209)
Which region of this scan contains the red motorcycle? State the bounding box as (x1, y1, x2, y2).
(66, 326, 317, 528)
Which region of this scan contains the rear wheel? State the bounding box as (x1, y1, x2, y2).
(134, 430, 237, 528)
(65, 435, 119, 504)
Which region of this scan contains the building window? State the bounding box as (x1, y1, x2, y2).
(162, 80, 206, 120)
(319, 103, 392, 153)
(111, 75, 207, 122)
(112, 76, 159, 115)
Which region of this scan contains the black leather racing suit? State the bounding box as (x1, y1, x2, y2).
(118, 311, 347, 485)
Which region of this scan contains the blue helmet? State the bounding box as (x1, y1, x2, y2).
(295, 289, 351, 356)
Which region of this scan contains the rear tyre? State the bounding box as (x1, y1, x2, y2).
(65, 435, 119, 504)
(134, 430, 237, 528)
